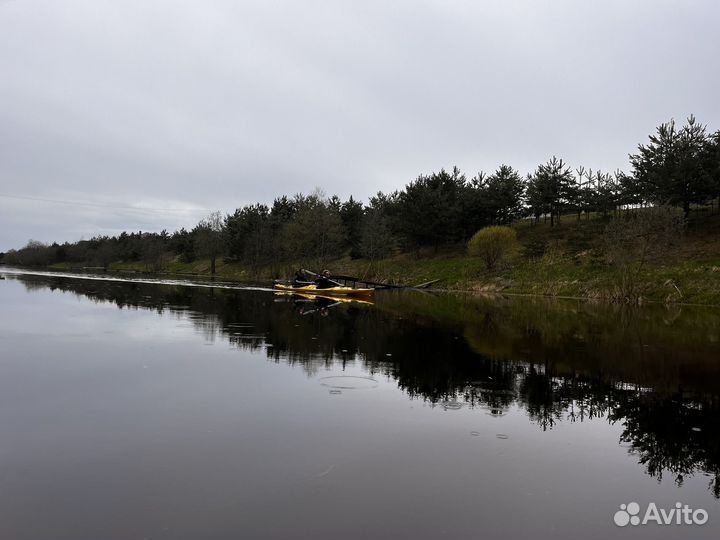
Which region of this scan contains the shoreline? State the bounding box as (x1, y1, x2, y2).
(3, 262, 720, 308)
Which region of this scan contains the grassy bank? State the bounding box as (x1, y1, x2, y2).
(46, 210, 720, 305)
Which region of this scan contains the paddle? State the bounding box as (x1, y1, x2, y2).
(301, 268, 343, 288)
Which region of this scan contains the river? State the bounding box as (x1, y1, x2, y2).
(0, 267, 718, 539)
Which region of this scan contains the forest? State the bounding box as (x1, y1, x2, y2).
(2, 116, 719, 273)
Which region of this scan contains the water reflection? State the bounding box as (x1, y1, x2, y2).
(6, 271, 720, 498)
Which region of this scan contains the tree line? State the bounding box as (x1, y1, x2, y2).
(2, 115, 719, 271)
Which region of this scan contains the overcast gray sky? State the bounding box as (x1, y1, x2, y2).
(1, 0, 719, 251)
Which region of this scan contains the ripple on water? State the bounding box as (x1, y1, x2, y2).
(441, 401, 463, 410)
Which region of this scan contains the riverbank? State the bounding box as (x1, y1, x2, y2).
(33, 210, 720, 306)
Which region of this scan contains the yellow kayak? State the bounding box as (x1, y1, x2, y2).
(273, 283, 374, 297)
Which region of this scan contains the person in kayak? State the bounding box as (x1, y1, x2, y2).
(293, 268, 312, 286)
(314, 269, 340, 290)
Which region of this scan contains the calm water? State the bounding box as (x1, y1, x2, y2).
(1, 267, 719, 539)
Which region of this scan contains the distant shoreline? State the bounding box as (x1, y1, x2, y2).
(4, 248, 720, 307)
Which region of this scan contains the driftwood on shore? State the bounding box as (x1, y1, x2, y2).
(316, 273, 440, 290)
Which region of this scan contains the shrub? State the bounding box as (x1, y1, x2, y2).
(468, 226, 518, 269)
(603, 206, 684, 301)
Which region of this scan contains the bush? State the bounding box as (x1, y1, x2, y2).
(467, 226, 518, 269)
(603, 206, 684, 301)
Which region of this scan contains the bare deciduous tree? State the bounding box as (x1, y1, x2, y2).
(194, 211, 224, 275)
(603, 206, 684, 302)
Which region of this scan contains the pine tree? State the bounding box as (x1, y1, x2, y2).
(477, 165, 526, 224)
(526, 157, 574, 226)
(630, 116, 715, 216)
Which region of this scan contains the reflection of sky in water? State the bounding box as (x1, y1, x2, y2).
(0, 272, 719, 540)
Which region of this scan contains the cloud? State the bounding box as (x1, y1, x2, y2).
(1, 0, 719, 250)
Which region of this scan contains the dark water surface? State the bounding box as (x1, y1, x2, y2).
(1, 267, 719, 539)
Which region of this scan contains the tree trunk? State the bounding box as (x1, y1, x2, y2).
(683, 200, 690, 217)
(210, 255, 216, 275)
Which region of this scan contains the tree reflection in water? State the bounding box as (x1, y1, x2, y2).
(11, 272, 720, 497)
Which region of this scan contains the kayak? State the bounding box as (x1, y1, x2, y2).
(273, 283, 374, 297)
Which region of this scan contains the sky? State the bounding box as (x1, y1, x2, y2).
(1, 0, 719, 251)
